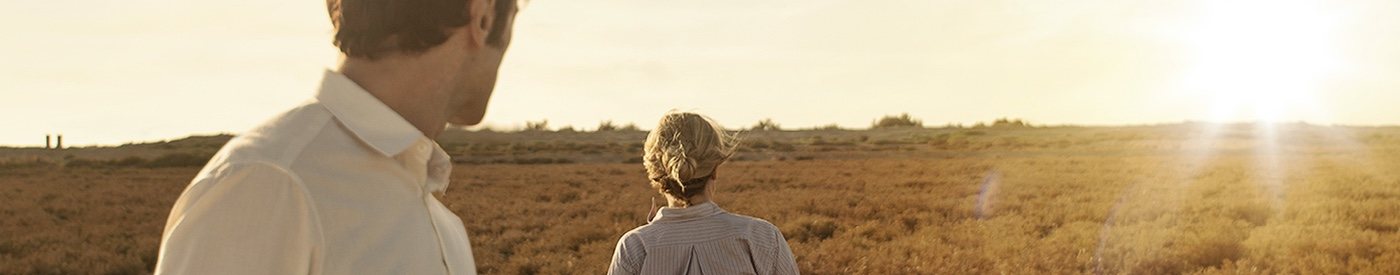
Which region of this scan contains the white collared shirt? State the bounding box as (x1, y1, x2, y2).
(608, 202, 800, 275)
(155, 70, 475, 275)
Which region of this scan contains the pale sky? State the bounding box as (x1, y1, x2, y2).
(2, 0, 1399, 146)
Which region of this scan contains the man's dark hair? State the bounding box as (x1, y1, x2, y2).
(327, 0, 516, 59)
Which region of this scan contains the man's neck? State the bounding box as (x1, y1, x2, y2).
(337, 54, 460, 140)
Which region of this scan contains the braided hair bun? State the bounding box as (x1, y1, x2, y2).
(643, 112, 739, 206)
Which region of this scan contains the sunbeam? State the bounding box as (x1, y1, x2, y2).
(1252, 122, 1288, 209)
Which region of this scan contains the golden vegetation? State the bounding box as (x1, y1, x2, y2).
(3, 123, 1400, 274)
(0, 167, 186, 274)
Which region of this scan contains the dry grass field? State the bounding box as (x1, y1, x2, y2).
(3, 123, 1400, 274)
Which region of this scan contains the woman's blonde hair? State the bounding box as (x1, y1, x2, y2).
(643, 111, 739, 206)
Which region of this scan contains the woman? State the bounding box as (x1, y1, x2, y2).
(608, 112, 800, 275)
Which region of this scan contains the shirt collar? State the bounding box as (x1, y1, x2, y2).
(424, 139, 453, 193)
(652, 202, 725, 223)
(315, 69, 424, 157)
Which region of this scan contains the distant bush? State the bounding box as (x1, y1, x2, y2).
(595, 120, 642, 132)
(991, 118, 1032, 128)
(872, 113, 923, 129)
(752, 118, 782, 131)
(812, 124, 843, 131)
(596, 120, 619, 132)
(524, 120, 550, 132)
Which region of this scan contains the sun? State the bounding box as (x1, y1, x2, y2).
(1180, 0, 1343, 123)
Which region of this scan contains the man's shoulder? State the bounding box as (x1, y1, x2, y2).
(207, 102, 337, 170)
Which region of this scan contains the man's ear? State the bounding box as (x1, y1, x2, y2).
(465, 0, 495, 49)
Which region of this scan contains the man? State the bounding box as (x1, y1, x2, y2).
(155, 0, 519, 274)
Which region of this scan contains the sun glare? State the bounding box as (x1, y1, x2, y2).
(1181, 0, 1343, 123)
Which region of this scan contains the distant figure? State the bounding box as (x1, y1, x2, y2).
(154, 0, 520, 274)
(45, 135, 50, 149)
(608, 112, 800, 275)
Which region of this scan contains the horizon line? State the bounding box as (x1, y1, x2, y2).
(7, 119, 1400, 149)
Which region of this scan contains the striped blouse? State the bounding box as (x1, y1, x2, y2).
(608, 202, 800, 275)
